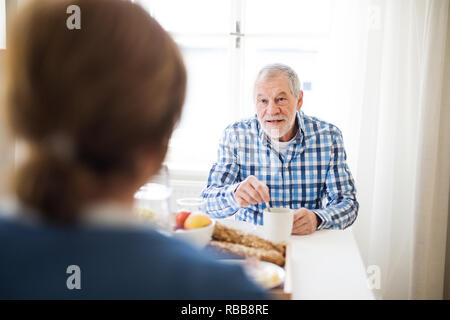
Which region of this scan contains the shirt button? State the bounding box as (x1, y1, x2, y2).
(284, 164, 289, 168)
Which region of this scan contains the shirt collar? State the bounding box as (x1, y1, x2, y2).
(258, 110, 305, 146)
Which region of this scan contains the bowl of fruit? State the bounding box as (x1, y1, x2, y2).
(172, 210, 215, 248)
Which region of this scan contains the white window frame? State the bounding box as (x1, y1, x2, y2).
(135, 0, 332, 181)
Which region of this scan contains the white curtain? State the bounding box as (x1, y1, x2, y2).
(341, 0, 450, 299)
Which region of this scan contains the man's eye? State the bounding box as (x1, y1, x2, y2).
(260, 99, 267, 103)
(278, 98, 286, 101)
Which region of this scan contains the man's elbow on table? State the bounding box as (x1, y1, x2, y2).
(317, 199, 359, 230)
(341, 200, 359, 230)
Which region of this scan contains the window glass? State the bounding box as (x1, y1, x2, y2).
(245, 0, 333, 35)
(134, 0, 336, 173)
(137, 0, 230, 34)
(167, 37, 231, 170)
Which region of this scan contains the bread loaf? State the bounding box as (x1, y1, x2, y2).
(209, 240, 285, 267)
(209, 222, 287, 267)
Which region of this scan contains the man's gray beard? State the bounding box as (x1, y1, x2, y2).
(260, 117, 295, 141)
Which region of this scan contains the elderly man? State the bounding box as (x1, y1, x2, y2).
(201, 64, 358, 235)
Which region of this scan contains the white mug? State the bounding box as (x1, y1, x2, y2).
(262, 207, 294, 243)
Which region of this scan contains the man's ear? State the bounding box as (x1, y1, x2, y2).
(296, 91, 304, 111)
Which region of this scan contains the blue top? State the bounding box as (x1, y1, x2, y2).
(0, 215, 266, 299)
(201, 110, 358, 228)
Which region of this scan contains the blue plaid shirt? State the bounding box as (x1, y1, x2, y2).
(201, 111, 358, 230)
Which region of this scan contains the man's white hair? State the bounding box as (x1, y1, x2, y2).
(254, 63, 302, 99)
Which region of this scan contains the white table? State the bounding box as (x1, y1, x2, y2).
(218, 218, 374, 299)
(284, 228, 375, 300)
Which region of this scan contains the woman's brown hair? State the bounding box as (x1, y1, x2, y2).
(4, 0, 186, 223)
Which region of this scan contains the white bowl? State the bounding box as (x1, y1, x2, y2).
(172, 219, 215, 248)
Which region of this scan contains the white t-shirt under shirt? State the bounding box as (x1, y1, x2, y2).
(270, 136, 296, 156)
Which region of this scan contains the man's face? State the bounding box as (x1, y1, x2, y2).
(255, 74, 303, 142)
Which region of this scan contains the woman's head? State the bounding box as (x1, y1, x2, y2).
(4, 0, 186, 223)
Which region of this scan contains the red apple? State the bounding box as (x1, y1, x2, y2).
(175, 211, 191, 229)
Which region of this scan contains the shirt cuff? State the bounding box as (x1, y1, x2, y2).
(224, 182, 242, 212)
(312, 209, 331, 230)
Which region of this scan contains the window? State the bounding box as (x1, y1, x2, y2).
(134, 0, 347, 176)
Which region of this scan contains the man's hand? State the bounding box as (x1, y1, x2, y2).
(292, 208, 321, 235)
(234, 175, 270, 207)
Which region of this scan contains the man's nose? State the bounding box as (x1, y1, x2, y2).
(267, 100, 279, 115)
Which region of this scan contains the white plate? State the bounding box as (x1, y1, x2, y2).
(220, 259, 285, 289)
